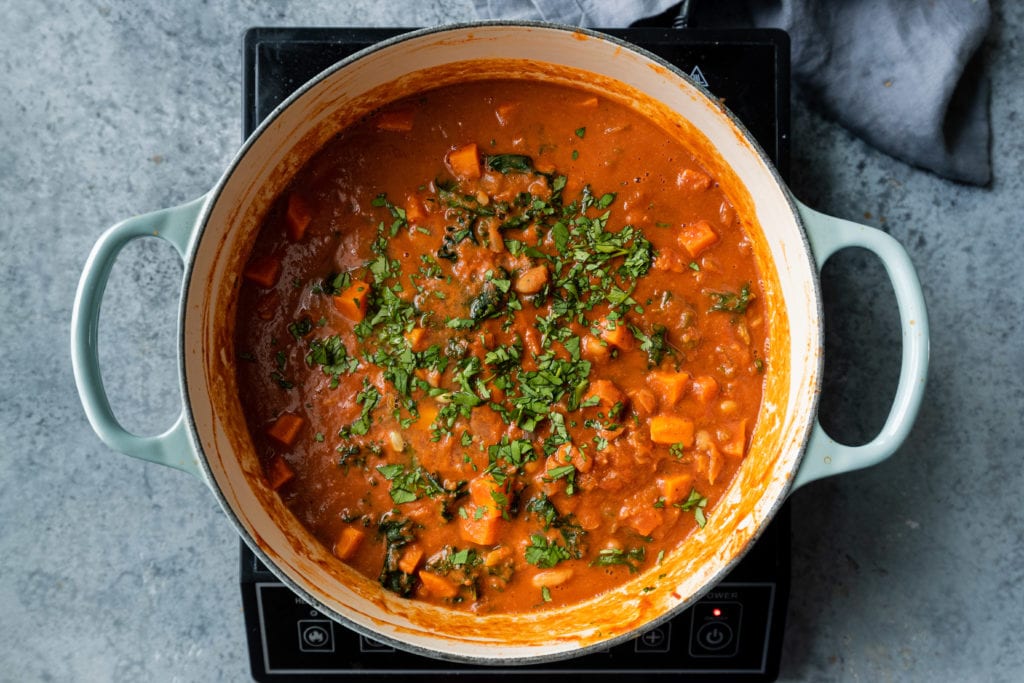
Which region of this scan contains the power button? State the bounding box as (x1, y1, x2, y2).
(689, 601, 742, 658)
(696, 621, 734, 650)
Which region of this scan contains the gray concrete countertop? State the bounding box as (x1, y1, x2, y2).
(2, 2, 1021, 681)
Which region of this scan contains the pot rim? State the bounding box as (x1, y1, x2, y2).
(177, 20, 822, 665)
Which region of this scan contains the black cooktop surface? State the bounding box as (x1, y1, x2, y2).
(239, 24, 791, 682)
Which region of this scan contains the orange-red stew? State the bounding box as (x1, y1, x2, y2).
(235, 78, 767, 613)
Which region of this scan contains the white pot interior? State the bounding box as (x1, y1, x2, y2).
(181, 24, 820, 662)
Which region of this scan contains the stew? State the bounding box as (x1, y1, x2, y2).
(235, 78, 768, 613)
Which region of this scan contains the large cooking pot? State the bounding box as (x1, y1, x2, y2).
(70, 22, 929, 663)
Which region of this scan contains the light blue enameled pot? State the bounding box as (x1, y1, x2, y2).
(70, 22, 929, 664)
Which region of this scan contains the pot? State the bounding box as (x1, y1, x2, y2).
(71, 22, 929, 664)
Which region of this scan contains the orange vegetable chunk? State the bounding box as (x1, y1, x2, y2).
(678, 219, 719, 257)
(720, 419, 748, 458)
(418, 570, 460, 599)
(447, 143, 481, 180)
(398, 545, 424, 574)
(285, 192, 311, 241)
(459, 509, 501, 546)
(629, 388, 657, 417)
(649, 415, 695, 447)
(585, 379, 625, 414)
(266, 413, 304, 448)
(624, 505, 664, 536)
(660, 473, 694, 505)
(405, 195, 427, 225)
(648, 370, 691, 407)
(599, 319, 635, 351)
(405, 327, 427, 352)
(265, 456, 294, 490)
(243, 255, 281, 288)
(333, 280, 371, 322)
(415, 399, 438, 431)
(691, 375, 720, 403)
(333, 526, 366, 561)
(375, 108, 414, 132)
(582, 335, 611, 363)
(469, 475, 507, 510)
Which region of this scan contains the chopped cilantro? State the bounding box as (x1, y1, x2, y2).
(376, 463, 447, 505)
(525, 534, 571, 568)
(708, 282, 753, 314)
(590, 546, 646, 573)
(269, 372, 293, 390)
(674, 488, 709, 528)
(485, 154, 535, 175)
(287, 317, 314, 340)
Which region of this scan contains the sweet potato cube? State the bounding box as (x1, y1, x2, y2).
(333, 280, 370, 322)
(691, 375, 719, 403)
(447, 143, 481, 180)
(243, 255, 282, 288)
(585, 379, 625, 414)
(678, 220, 719, 257)
(648, 370, 691, 407)
(405, 195, 427, 225)
(333, 526, 366, 561)
(415, 400, 438, 430)
(582, 335, 611, 363)
(599, 320, 634, 351)
(265, 457, 294, 490)
(707, 448, 725, 485)
(720, 419, 748, 458)
(661, 473, 694, 505)
(418, 570, 460, 599)
(285, 192, 311, 241)
(375, 108, 414, 132)
(649, 415, 695, 447)
(629, 388, 657, 417)
(405, 327, 427, 352)
(624, 505, 664, 536)
(459, 509, 501, 546)
(398, 545, 424, 574)
(469, 475, 507, 509)
(266, 413, 304, 448)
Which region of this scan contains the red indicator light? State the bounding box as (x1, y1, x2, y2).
(712, 608, 722, 617)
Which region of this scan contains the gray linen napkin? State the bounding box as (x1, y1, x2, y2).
(473, 0, 993, 185)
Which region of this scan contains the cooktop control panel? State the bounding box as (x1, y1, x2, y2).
(243, 564, 777, 679)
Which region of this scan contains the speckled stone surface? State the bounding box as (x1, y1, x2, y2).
(1, 2, 1021, 681)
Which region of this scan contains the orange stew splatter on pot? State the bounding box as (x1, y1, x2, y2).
(235, 79, 768, 613)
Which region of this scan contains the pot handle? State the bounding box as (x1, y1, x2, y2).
(790, 200, 929, 490)
(71, 196, 207, 478)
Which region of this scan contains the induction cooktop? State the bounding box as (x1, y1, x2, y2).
(239, 23, 791, 682)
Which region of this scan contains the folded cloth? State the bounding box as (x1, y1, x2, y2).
(471, 0, 678, 27)
(473, 0, 993, 185)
